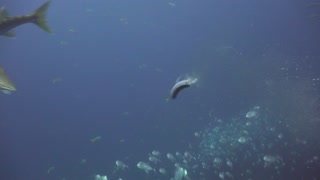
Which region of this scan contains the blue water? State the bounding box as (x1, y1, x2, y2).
(1, 0, 320, 179)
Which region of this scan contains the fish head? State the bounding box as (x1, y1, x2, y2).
(176, 74, 199, 85)
(186, 77, 198, 85)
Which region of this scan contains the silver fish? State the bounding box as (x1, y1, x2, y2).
(170, 76, 197, 99)
(137, 161, 154, 174)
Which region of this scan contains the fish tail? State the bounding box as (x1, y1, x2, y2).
(33, 1, 51, 33)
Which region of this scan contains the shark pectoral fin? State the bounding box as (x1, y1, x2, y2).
(4, 31, 15, 37)
(33, 1, 51, 33)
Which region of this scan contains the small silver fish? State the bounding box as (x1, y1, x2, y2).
(137, 161, 154, 174)
(148, 155, 161, 164)
(115, 160, 128, 170)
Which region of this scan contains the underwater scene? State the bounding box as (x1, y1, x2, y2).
(1, 0, 320, 179)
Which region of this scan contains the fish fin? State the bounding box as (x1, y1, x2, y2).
(33, 1, 51, 33)
(1, 90, 12, 95)
(4, 31, 15, 37)
(0, 67, 5, 76)
(175, 75, 183, 83)
(0, 7, 8, 17)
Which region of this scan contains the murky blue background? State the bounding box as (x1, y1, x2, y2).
(1, 0, 320, 179)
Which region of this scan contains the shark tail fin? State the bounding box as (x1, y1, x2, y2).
(0, 8, 15, 37)
(0, 7, 9, 17)
(33, 1, 51, 33)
